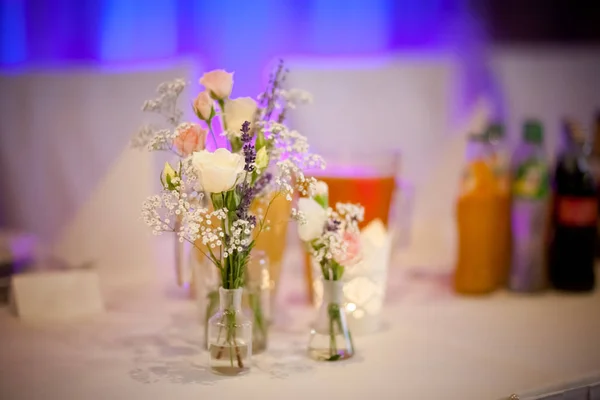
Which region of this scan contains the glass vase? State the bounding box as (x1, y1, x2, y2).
(190, 248, 220, 350)
(244, 251, 270, 354)
(208, 287, 252, 376)
(308, 279, 354, 361)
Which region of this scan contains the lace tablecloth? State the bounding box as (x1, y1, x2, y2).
(1, 270, 599, 400)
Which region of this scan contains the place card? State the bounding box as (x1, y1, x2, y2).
(10, 270, 104, 321)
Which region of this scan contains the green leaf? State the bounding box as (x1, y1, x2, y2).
(211, 192, 224, 209)
(225, 190, 241, 211)
(255, 130, 267, 150)
(325, 354, 341, 362)
(230, 137, 243, 153)
(314, 194, 328, 209)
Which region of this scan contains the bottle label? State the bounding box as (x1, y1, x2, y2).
(557, 197, 598, 227)
(491, 152, 510, 193)
(510, 199, 548, 291)
(513, 160, 549, 200)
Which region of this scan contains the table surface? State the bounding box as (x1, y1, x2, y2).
(1, 266, 599, 400)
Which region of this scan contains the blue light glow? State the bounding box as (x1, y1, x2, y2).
(100, 0, 178, 62)
(0, 0, 27, 64)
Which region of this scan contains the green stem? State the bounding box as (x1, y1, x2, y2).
(214, 306, 243, 369)
(207, 117, 219, 148)
(249, 291, 267, 342)
(329, 303, 338, 358)
(218, 99, 228, 131)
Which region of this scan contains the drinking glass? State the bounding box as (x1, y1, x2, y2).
(303, 150, 405, 303)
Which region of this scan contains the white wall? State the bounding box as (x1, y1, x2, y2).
(0, 60, 200, 290)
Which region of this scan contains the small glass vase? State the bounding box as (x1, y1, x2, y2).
(308, 279, 354, 361)
(244, 251, 271, 354)
(208, 287, 252, 376)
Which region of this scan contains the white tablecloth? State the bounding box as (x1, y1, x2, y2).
(1, 261, 599, 400)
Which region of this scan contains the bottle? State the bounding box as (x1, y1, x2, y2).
(509, 120, 551, 292)
(454, 133, 498, 294)
(486, 123, 512, 285)
(588, 112, 600, 257)
(550, 119, 597, 292)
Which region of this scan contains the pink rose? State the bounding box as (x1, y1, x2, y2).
(336, 231, 362, 266)
(173, 123, 207, 156)
(199, 70, 234, 100)
(193, 91, 213, 121)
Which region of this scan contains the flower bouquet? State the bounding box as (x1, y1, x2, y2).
(297, 182, 364, 361)
(134, 64, 323, 375)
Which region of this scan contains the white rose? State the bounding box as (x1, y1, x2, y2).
(192, 148, 245, 193)
(313, 180, 329, 208)
(297, 198, 328, 242)
(224, 97, 258, 135)
(315, 181, 328, 196)
(161, 162, 178, 190)
(199, 70, 234, 100)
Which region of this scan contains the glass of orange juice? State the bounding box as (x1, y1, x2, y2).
(303, 150, 402, 302)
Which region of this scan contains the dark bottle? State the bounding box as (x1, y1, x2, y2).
(588, 112, 600, 257)
(550, 119, 597, 292)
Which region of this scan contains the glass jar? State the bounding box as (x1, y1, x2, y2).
(308, 279, 354, 361)
(244, 251, 270, 354)
(190, 248, 220, 350)
(207, 287, 252, 375)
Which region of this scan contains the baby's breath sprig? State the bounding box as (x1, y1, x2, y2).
(131, 79, 188, 151)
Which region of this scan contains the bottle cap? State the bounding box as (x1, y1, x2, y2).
(563, 118, 585, 144)
(486, 123, 505, 143)
(468, 132, 487, 142)
(523, 120, 543, 144)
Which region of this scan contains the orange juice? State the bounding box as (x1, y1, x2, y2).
(487, 123, 512, 286)
(317, 175, 396, 230)
(494, 189, 511, 285)
(252, 192, 292, 300)
(454, 145, 500, 294)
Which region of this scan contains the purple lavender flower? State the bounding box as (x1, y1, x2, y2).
(240, 121, 252, 142)
(326, 219, 341, 232)
(240, 121, 256, 172)
(254, 172, 272, 194)
(235, 172, 273, 222)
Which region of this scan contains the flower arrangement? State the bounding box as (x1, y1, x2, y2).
(132, 62, 323, 373)
(298, 181, 364, 361)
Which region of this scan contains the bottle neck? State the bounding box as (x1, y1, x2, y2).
(322, 280, 344, 304)
(523, 140, 543, 152)
(466, 141, 489, 162)
(218, 287, 243, 311)
(563, 136, 588, 157)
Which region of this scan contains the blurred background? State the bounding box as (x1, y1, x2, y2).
(1, 0, 600, 293)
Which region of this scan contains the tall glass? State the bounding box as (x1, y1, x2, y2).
(303, 151, 401, 302)
(251, 192, 291, 319)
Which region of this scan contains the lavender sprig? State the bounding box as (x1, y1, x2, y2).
(260, 60, 287, 123)
(240, 121, 256, 172)
(235, 172, 273, 222)
(325, 219, 341, 232)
